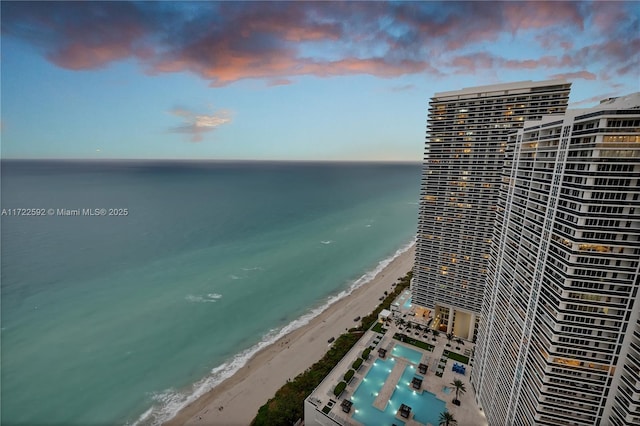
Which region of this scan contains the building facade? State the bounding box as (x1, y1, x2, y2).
(413, 80, 571, 340)
(472, 94, 640, 425)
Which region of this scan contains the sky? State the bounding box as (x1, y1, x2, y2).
(1, 1, 638, 162)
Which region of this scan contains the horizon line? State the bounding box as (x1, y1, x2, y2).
(0, 158, 422, 165)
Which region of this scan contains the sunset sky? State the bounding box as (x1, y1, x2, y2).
(1, 1, 638, 161)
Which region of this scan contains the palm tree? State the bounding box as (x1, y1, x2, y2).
(432, 330, 440, 341)
(439, 411, 457, 426)
(446, 332, 454, 347)
(450, 379, 466, 404)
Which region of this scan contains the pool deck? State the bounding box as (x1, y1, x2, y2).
(304, 291, 488, 426)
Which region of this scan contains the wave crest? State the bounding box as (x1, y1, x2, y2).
(185, 293, 222, 303)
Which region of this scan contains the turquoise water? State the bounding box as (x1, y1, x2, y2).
(392, 344, 423, 365)
(392, 366, 446, 426)
(403, 296, 412, 309)
(352, 358, 446, 426)
(1, 160, 420, 425)
(352, 358, 404, 426)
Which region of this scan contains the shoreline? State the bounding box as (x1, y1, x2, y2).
(163, 243, 416, 426)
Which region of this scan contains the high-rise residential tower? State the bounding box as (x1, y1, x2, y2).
(413, 80, 571, 340)
(472, 93, 640, 425)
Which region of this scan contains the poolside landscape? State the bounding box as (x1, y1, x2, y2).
(304, 290, 487, 426)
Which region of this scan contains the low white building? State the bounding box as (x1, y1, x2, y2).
(378, 309, 391, 323)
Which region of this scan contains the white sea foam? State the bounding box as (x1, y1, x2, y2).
(131, 407, 153, 425)
(229, 274, 242, 280)
(241, 266, 262, 271)
(320, 240, 333, 245)
(185, 293, 222, 304)
(133, 237, 415, 426)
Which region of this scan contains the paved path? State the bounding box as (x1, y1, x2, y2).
(372, 358, 407, 411)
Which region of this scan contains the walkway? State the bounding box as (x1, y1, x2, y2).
(372, 358, 408, 411)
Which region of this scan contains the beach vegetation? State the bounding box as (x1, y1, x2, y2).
(333, 381, 347, 397)
(358, 271, 412, 332)
(252, 332, 359, 426)
(450, 379, 466, 404)
(252, 271, 413, 426)
(446, 332, 454, 347)
(439, 410, 457, 426)
(446, 351, 469, 364)
(371, 322, 386, 334)
(392, 333, 434, 351)
(362, 347, 372, 359)
(344, 369, 355, 382)
(352, 358, 363, 370)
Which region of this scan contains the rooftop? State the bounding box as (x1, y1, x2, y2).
(433, 79, 570, 99)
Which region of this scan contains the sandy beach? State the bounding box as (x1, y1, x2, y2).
(165, 244, 415, 426)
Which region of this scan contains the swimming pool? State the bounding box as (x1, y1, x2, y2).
(392, 344, 423, 365)
(352, 359, 404, 426)
(391, 366, 447, 425)
(352, 359, 446, 426)
(403, 296, 412, 309)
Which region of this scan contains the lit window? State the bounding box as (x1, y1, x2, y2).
(603, 135, 640, 143)
(578, 244, 611, 253)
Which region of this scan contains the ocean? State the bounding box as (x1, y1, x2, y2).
(0, 160, 420, 425)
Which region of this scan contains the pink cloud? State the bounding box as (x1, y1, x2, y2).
(1, 1, 636, 87)
(503, 56, 566, 70)
(168, 107, 232, 142)
(535, 32, 574, 51)
(448, 53, 568, 74)
(560, 41, 574, 50)
(267, 78, 294, 87)
(240, 6, 343, 42)
(390, 84, 416, 92)
(48, 42, 143, 70)
(549, 71, 597, 81)
(503, 1, 585, 32)
(450, 52, 497, 73)
(570, 92, 619, 107)
(591, 1, 632, 34)
(2, 1, 148, 70)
